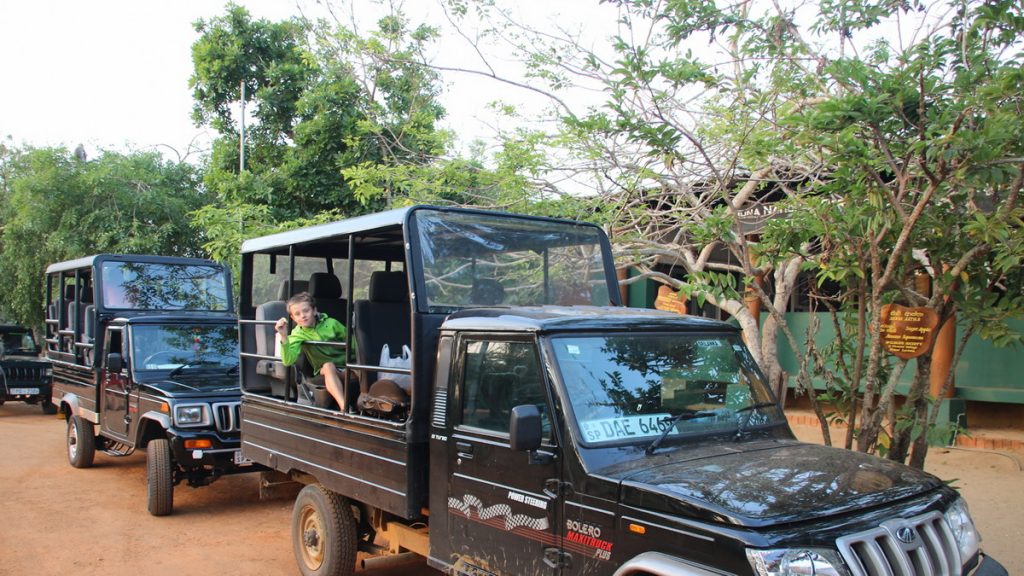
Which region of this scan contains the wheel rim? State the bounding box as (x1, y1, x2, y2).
(67, 421, 79, 461)
(298, 503, 325, 570)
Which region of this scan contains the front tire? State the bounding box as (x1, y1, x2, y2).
(291, 484, 357, 576)
(41, 399, 58, 415)
(146, 438, 174, 516)
(67, 416, 96, 468)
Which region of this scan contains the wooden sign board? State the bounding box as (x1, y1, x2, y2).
(654, 285, 687, 315)
(880, 304, 939, 359)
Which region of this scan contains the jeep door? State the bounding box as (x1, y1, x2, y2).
(445, 336, 563, 575)
(99, 326, 131, 438)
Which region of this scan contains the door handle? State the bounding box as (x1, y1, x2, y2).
(455, 441, 474, 459)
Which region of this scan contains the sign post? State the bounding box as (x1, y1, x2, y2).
(879, 304, 940, 360)
(654, 285, 686, 315)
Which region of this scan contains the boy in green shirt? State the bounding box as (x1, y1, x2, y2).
(275, 292, 351, 409)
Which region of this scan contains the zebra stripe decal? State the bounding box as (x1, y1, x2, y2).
(448, 494, 550, 531)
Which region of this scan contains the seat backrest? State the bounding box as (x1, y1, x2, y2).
(76, 286, 93, 336)
(353, 271, 410, 383)
(255, 299, 286, 358)
(61, 284, 77, 330)
(278, 279, 309, 301)
(471, 278, 505, 305)
(308, 272, 347, 322)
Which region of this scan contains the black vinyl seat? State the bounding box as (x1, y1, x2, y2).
(308, 272, 347, 322)
(470, 278, 505, 305)
(353, 271, 410, 386)
(353, 271, 410, 417)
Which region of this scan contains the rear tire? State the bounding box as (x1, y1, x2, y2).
(291, 484, 357, 576)
(67, 416, 96, 468)
(146, 438, 174, 516)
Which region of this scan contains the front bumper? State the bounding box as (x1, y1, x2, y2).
(970, 553, 1008, 576)
(169, 431, 245, 470)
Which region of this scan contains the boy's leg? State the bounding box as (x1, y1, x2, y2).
(320, 362, 345, 410)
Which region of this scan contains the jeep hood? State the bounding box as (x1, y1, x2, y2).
(614, 441, 942, 527)
(137, 372, 240, 396)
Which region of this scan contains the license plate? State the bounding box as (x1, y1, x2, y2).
(233, 450, 252, 465)
(10, 388, 39, 395)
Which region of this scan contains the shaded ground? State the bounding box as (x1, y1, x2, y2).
(1, 401, 1019, 575)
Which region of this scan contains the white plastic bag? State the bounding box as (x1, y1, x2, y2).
(378, 344, 412, 392)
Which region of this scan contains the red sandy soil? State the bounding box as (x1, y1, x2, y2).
(1, 401, 1019, 575)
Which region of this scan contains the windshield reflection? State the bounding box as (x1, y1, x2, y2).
(101, 262, 229, 311)
(414, 210, 612, 310)
(550, 333, 781, 446)
(131, 325, 238, 371)
(1, 329, 38, 355)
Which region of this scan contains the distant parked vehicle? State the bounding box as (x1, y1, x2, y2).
(45, 254, 260, 516)
(0, 323, 55, 414)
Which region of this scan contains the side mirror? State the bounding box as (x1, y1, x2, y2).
(106, 352, 123, 373)
(509, 404, 543, 452)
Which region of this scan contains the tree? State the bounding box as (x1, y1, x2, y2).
(189, 2, 460, 269)
(190, 3, 450, 217)
(0, 145, 209, 328)
(437, 0, 1023, 466)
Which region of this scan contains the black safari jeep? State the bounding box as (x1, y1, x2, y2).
(0, 323, 55, 413)
(236, 206, 1005, 576)
(45, 254, 259, 516)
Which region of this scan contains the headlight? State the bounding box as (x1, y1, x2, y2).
(174, 404, 209, 426)
(944, 498, 981, 565)
(746, 548, 850, 576)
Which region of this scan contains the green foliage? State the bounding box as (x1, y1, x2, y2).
(190, 4, 450, 223)
(0, 145, 209, 328)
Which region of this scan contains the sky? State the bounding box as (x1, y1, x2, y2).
(0, 0, 608, 162)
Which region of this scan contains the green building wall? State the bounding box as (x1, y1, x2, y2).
(775, 313, 1024, 405)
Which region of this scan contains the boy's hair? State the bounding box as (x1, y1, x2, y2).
(286, 292, 316, 314)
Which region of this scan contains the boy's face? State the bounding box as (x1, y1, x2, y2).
(288, 301, 317, 328)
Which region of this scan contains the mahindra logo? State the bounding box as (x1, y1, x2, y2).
(895, 526, 917, 544)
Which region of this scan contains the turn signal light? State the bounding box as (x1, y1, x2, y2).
(628, 523, 646, 535)
(184, 439, 213, 449)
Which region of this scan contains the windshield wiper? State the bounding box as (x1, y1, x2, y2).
(167, 363, 194, 377)
(733, 402, 779, 438)
(226, 363, 239, 375)
(168, 360, 221, 377)
(645, 409, 717, 455)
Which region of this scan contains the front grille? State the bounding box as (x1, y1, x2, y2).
(0, 364, 48, 384)
(836, 511, 960, 575)
(212, 402, 241, 433)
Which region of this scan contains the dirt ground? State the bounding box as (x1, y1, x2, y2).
(1, 401, 1020, 575)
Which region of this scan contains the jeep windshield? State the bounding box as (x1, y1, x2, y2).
(131, 324, 238, 372)
(549, 332, 784, 448)
(413, 210, 614, 311)
(1, 328, 39, 355)
(100, 261, 230, 311)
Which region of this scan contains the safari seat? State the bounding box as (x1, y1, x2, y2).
(253, 280, 309, 396)
(353, 271, 410, 415)
(308, 272, 347, 323)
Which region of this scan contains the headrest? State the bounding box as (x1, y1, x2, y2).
(369, 271, 407, 303)
(277, 279, 309, 301)
(471, 278, 504, 305)
(64, 285, 77, 300)
(308, 273, 342, 300)
(79, 285, 93, 303)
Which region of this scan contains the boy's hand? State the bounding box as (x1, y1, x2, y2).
(275, 317, 289, 340)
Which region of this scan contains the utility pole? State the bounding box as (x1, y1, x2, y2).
(239, 79, 246, 172)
